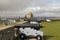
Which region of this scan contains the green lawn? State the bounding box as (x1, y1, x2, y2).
(41, 21, 60, 40)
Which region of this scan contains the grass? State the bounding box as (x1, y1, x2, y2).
(41, 21, 60, 40)
(0, 20, 25, 27)
(0, 24, 5, 27)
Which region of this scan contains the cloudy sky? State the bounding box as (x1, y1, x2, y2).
(0, 0, 60, 17)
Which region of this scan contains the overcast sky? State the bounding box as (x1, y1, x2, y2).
(0, 0, 60, 17)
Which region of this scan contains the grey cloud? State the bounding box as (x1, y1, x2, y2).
(0, 0, 60, 17)
(0, 0, 49, 10)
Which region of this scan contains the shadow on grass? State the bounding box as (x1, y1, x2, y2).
(43, 35, 54, 40)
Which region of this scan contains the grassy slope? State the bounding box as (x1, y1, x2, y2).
(41, 21, 60, 40)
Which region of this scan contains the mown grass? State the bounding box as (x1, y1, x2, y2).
(41, 21, 60, 40)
